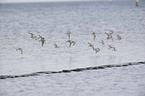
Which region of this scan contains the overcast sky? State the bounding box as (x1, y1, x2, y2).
(0, 0, 100, 3)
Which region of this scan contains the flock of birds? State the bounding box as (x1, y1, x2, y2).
(87, 30, 121, 54)
(28, 33, 46, 47)
(16, 30, 122, 54)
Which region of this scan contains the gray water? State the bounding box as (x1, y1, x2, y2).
(0, 64, 145, 96)
(0, 0, 145, 75)
(0, 0, 145, 95)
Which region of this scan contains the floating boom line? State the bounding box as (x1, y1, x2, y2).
(0, 61, 145, 79)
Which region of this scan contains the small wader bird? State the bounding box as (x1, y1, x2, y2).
(16, 48, 23, 54)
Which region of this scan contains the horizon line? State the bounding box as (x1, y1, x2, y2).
(0, 0, 107, 4)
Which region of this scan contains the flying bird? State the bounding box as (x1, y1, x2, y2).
(117, 35, 122, 40)
(66, 40, 76, 47)
(54, 43, 59, 48)
(40, 37, 45, 47)
(16, 48, 23, 54)
(100, 40, 105, 45)
(72, 41, 76, 46)
(94, 48, 100, 53)
(66, 31, 71, 39)
(112, 47, 117, 51)
(66, 40, 72, 47)
(105, 32, 113, 41)
(108, 45, 116, 51)
(29, 33, 34, 39)
(92, 32, 96, 40)
(88, 42, 94, 50)
(108, 45, 113, 49)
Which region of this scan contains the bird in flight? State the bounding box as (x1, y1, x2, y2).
(66, 40, 72, 47)
(39, 37, 45, 47)
(105, 32, 113, 41)
(66, 31, 71, 39)
(37, 35, 45, 46)
(66, 40, 76, 47)
(117, 35, 122, 40)
(94, 48, 100, 54)
(16, 48, 23, 54)
(108, 45, 116, 51)
(100, 40, 105, 45)
(29, 33, 34, 39)
(54, 43, 59, 48)
(88, 42, 94, 50)
(92, 32, 96, 40)
(72, 41, 76, 46)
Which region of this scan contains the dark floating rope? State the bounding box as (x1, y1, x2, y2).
(0, 61, 144, 79)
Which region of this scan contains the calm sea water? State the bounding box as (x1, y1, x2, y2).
(0, 65, 145, 96)
(0, 0, 145, 75)
(0, 1, 145, 96)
